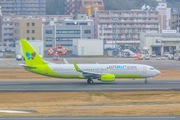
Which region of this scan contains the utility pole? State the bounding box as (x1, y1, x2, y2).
(115, 19, 117, 49)
(178, 8, 179, 33)
(113, 18, 118, 49)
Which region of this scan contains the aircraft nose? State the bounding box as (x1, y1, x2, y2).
(156, 70, 161, 75)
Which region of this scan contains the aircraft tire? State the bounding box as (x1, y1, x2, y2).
(89, 79, 93, 84)
(145, 79, 148, 84)
(87, 79, 90, 84)
(87, 79, 93, 84)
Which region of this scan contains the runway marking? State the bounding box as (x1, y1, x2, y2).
(0, 110, 31, 113)
(0, 104, 180, 109)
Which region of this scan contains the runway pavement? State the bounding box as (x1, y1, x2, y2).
(0, 116, 179, 120)
(1, 58, 180, 69)
(0, 80, 180, 92)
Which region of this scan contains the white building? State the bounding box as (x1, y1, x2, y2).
(140, 30, 180, 55)
(73, 39, 103, 56)
(16, 40, 44, 58)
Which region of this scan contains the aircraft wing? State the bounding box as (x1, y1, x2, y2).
(73, 62, 105, 79)
(43, 60, 56, 65)
(19, 64, 36, 69)
(44, 59, 69, 64)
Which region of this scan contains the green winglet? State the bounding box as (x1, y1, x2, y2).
(73, 62, 81, 72)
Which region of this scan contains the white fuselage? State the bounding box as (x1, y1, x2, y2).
(48, 64, 160, 79)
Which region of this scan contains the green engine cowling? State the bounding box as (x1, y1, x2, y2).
(100, 74, 115, 82)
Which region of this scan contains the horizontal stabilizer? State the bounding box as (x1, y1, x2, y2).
(19, 64, 36, 69)
(63, 58, 69, 64)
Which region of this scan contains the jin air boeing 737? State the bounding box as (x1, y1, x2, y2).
(19, 39, 161, 84)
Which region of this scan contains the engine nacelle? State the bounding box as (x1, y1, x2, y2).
(100, 74, 115, 82)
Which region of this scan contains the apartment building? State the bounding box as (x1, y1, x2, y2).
(13, 18, 42, 42)
(0, 15, 73, 46)
(65, 0, 104, 15)
(94, 9, 167, 46)
(171, 8, 180, 33)
(156, 2, 169, 30)
(43, 19, 94, 50)
(0, 0, 46, 15)
(0, 6, 1, 15)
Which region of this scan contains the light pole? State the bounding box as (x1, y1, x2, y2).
(54, 24, 56, 48)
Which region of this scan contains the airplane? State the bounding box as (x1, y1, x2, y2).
(19, 39, 161, 84)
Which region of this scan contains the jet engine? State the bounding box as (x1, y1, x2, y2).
(99, 74, 115, 82)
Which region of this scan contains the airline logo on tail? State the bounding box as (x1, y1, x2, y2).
(26, 52, 36, 60)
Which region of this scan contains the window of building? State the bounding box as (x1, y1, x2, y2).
(32, 37, 35, 40)
(14, 30, 19, 33)
(87, 37, 91, 39)
(27, 23, 30, 26)
(84, 30, 91, 34)
(46, 30, 52, 34)
(79, 23, 87, 25)
(66, 22, 79, 25)
(156, 39, 161, 43)
(27, 30, 30, 33)
(32, 23, 35, 26)
(56, 37, 80, 41)
(84, 1, 92, 5)
(78, 1, 82, 5)
(14, 23, 19, 26)
(32, 30, 35, 33)
(46, 45, 52, 47)
(56, 30, 80, 34)
(27, 37, 30, 40)
(46, 37, 53, 41)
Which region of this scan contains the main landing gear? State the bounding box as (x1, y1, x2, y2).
(87, 78, 93, 84)
(145, 78, 148, 84)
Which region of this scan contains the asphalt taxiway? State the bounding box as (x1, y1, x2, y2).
(0, 80, 180, 92)
(0, 116, 179, 120)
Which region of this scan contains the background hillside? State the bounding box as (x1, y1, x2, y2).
(46, 0, 180, 15)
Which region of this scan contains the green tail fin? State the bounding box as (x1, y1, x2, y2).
(20, 39, 45, 66)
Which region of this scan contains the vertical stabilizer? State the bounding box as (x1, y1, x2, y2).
(20, 39, 45, 66)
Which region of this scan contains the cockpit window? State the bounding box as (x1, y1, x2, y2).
(150, 68, 154, 70)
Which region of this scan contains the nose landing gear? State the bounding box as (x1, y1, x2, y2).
(87, 78, 93, 84)
(145, 78, 148, 84)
